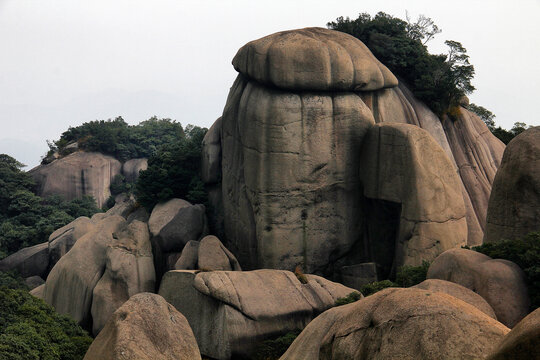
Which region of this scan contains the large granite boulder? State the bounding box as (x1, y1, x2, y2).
(204, 27, 503, 275)
(29, 151, 122, 208)
(359, 123, 467, 275)
(0, 242, 49, 278)
(91, 220, 155, 335)
(427, 248, 530, 327)
(84, 293, 201, 360)
(487, 307, 540, 360)
(121, 158, 148, 182)
(43, 215, 155, 331)
(413, 279, 496, 319)
(159, 269, 354, 359)
(180, 235, 242, 271)
(281, 287, 509, 360)
(484, 126, 540, 243)
(48, 216, 95, 269)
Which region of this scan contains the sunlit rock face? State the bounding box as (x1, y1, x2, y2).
(203, 27, 503, 277)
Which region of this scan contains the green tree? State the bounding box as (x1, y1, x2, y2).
(468, 103, 496, 130)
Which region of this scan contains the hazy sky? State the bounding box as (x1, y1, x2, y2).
(1, 0, 539, 168)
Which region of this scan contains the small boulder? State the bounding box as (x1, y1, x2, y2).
(174, 241, 199, 270)
(487, 307, 540, 360)
(413, 279, 496, 319)
(281, 288, 509, 360)
(83, 293, 201, 360)
(0, 242, 49, 278)
(154, 204, 208, 253)
(198, 235, 241, 271)
(427, 248, 530, 327)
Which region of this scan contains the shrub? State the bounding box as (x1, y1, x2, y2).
(253, 330, 301, 360)
(473, 232, 540, 311)
(395, 260, 431, 287)
(360, 280, 398, 296)
(335, 291, 362, 306)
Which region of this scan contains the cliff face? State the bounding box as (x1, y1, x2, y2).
(202, 27, 504, 276)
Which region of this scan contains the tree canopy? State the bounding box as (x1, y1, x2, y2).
(328, 12, 474, 116)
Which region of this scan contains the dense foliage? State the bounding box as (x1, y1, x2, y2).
(334, 291, 362, 306)
(135, 125, 208, 211)
(328, 12, 474, 116)
(46, 117, 184, 162)
(253, 330, 302, 360)
(0, 155, 101, 259)
(358, 261, 431, 297)
(473, 232, 540, 311)
(0, 271, 92, 360)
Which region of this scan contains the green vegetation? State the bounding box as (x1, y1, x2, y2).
(135, 125, 207, 211)
(0, 154, 101, 259)
(0, 271, 92, 360)
(358, 261, 431, 297)
(335, 291, 362, 306)
(253, 330, 301, 360)
(328, 12, 474, 117)
(473, 232, 540, 311)
(467, 104, 530, 144)
(46, 117, 184, 162)
(360, 280, 398, 296)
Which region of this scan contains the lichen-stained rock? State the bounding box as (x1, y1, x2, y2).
(427, 248, 530, 327)
(159, 269, 354, 360)
(233, 27, 398, 92)
(48, 216, 95, 269)
(221, 75, 375, 272)
(484, 127, 540, 243)
(84, 293, 201, 360)
(359, 123, 468, 273)
(487, 307, 540, 360)
(43, 215, 126, 327)
(0, 242, 49, 278)
(281, 288, 509, 360)
(121, 158, 148, 182)
(91, 220, 155, 335)
(29, 151, 122, 208)
(413, 279, 496, 319)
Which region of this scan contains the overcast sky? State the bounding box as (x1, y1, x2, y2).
(1, 0, 539, 168)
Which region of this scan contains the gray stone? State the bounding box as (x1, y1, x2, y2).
(174, 241, 199, 270)
(25, 276, 45, 290)
(121, 158, 148, 183)
(0, 242, 49, 278)
(340, 262, 381, 291)
(198, 235, 241, 271)
(48, 216, 95, 268)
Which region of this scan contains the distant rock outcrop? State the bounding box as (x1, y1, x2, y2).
(84, 293, 201, 360)
(281, 287, 509, 360)
(427, 248, 529, 327)
(29, 152, 122, 208)
(159, 269, 354, 360)
(202, 27, 503, 277)
(122, 158, 148, 183)
(484, 126, 540, 243)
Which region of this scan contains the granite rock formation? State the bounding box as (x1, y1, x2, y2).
(159, 269, 354, 359)
(281, 287, 509, 360)
(484, 126, 540, 243)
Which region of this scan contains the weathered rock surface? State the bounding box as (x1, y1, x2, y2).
(340, 262, 381, 290)
(0, 242, 49, 278)
(484, 126, 540, 243)
(104, 194, 138, 219)
(43, 215, 155, 331)
(281, 287, 509, 360)
(197, 235, 241, 271)
(487, 307, 540, 360)
(122, 158, 148, 182)
(413, 279, 496, 319)
(29, 151, 122, 208)
(148, 198, 192, 237)
(359, 123, 467, 275)
(43, 215, 126, 326)
(159, 269, 354, 359)
(205, 28, 504, 275)
(174, 241, 200, 270)
(427, 248, 530, 327)
(233, 27, 397, 91)
(48, 216, 95, 269)
(30, 284, 45, 299)
(91, 220, 155, 335)
(84, 293, 201, 360)
(25, 276, 45, 290)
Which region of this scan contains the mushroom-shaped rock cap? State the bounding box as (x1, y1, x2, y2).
(232, 27, 398, 91)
